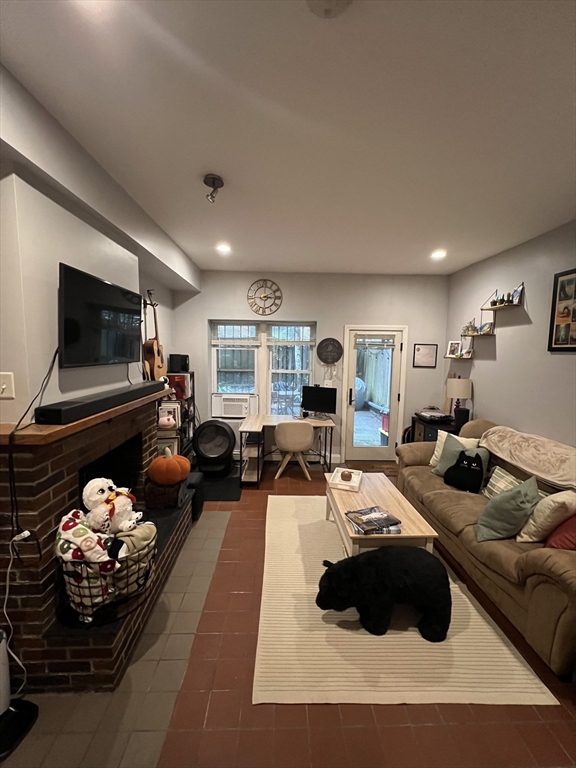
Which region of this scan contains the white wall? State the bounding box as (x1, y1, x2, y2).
(173, 270, 450, 457)
(447, 221, 576, 445)
(0, 65, 201, 293)
(0, 175, 142, 423)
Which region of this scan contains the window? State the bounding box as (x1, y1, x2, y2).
(211, 324, 259, 394)
(210, 322, 316, 409)
(268, 324, 315, 415)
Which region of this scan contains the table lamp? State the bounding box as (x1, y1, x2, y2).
(446, 377, 472, 430)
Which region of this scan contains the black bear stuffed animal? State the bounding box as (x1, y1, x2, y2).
(444, 450, 484, 494)
(316, 546, 452, 642)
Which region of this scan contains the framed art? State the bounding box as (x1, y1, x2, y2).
(445, 340, 462, 358)
(413, 343, 438, 368)
(479, 322, 493, 335)
(157, 436, 179, 456)
(159, 402, 181, 427)
(548, 269, 576, 352)
(511, 282, 524, 306)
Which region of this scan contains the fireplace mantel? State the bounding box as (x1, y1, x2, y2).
(0, 389, 165, 445)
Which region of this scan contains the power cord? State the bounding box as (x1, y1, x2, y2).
(2, 531, 31, 697)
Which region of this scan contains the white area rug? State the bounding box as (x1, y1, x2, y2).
(253, 495, 558, 706)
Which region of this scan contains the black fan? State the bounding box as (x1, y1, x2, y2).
(192, 420, 236, 477)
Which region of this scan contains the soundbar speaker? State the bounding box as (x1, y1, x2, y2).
(34, 382, 165, 425)
(168, 354, 189, 373)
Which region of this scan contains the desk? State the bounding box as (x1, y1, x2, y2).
(239, 415, 335, 487)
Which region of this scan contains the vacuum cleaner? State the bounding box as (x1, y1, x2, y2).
(0, 630, 38, 761)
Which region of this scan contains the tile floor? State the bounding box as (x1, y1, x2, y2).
(6, 464, 576, 768)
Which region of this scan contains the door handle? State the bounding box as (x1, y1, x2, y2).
(348, 388, 354, 406)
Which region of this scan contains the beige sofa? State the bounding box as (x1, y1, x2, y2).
(396, 420, 576, 677)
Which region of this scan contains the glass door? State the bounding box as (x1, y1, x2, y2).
(344, 330, 402, 461)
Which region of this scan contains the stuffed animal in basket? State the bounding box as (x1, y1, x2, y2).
(316, 546, 452, 642)
(82, 478, 142, 534)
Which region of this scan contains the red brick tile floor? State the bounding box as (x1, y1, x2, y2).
(159, 464, 576, 768)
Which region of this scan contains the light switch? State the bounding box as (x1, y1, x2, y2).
(0, 372, 15, 399)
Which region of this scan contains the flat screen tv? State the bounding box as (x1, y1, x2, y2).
(59, 263, 142, 368)
(301, 385, 337, 414)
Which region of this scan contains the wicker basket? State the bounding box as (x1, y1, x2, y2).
(144, 478, 185, 510)
(61, 529, 157, 624)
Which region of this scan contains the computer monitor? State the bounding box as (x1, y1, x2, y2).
(301, 385, 337, 414)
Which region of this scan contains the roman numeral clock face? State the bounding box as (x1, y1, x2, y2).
(247, 279, 283, 316)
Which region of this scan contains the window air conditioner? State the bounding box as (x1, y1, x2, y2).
(211, 394, 258, 418)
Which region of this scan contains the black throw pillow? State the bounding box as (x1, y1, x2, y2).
(444, 450, 484, 494)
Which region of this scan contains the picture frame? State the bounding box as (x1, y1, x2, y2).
(461, 348, 474, 359)
(511, 282, 524, 306)
(157, 436, 179, 456)
(548, 269, 576, 352)
(412, 343, 438, 368)
(159, 402, 181, 427)
(445, 340, 462, 358)
(478, 321, 493, 335)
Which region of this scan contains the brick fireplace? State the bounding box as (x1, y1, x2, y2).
(0, 392, 193, 692)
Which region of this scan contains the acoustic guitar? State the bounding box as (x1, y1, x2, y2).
(141, 297, 151, 381)
(144, 289, 167, 380)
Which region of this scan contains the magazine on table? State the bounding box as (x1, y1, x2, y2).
(345, 506, 402, 535)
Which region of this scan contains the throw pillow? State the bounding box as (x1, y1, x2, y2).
(429, 431, 480, 468)
(482, 466, 522, 499)
(516, 490, 576, 543)
(432, 433, 490, 477)
(444, 450, 485, 493)
(545, 515, 576, 550)
(476, 476, 540, 542)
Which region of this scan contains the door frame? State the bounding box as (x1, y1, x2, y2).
(340, 324, 408, 463)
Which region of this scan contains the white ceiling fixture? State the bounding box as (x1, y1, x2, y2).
(430, 249, 447, 261)
(306, 0, 353, 20)
(216, 243, 232, 254)
(0, 1, 573, 275)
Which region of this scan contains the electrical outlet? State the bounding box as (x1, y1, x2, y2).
(0, 372, 15, 400)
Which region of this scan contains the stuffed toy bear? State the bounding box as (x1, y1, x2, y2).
(82, 478, 142, 535)
(316, 546, 452, 642)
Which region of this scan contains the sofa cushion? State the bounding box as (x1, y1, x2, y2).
(400, 465, 448, 502)
(545, 515, 576, 550)
(516, 490, 576, 543)
(422, 489, 487, 536)
(430, 431, 480, 468)
(431, 433, 490, 477)
(477, 476, 541, 542)
(459, 525, 542, 584)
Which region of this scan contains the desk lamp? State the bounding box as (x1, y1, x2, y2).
(446, 377, 472, 430)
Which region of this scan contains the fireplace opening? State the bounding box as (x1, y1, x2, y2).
(78, 433, 143, 507)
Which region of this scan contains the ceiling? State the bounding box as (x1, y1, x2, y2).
(1, 0, 574, 275)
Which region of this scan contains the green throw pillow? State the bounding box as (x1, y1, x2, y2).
(476, 475, 540, 542)
(432, 433, 490, 478)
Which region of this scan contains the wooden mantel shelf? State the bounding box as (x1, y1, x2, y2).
(0, 390, 165, 446)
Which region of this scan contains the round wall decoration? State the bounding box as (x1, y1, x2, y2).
(317, 337, 343, 365)
(247, 279, 283, 316)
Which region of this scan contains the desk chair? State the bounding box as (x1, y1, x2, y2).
(274, 421, 314, 481)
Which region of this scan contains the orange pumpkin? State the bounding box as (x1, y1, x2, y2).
(147, 447, 190, 485)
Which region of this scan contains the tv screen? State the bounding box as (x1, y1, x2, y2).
(59, 264, 142, 368)
(301, 385, 337, 414)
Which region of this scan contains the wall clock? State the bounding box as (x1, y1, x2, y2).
(247, 279, 283, 316)
(317, 337, 343, 365)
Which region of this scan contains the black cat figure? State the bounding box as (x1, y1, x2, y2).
(444, 450, 484, 493)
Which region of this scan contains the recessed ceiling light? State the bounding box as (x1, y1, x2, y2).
(216, 243, 231, 254)
(430, 249, 447, 260)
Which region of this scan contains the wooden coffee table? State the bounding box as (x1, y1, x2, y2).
(324, 472, 438, 557)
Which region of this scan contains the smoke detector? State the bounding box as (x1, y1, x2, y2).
(306, 0, 353, 19)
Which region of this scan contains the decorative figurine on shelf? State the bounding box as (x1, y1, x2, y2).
(158, 414, 177, 429)
(82, 478, 142, 535)
(461, 320, 478, 336)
